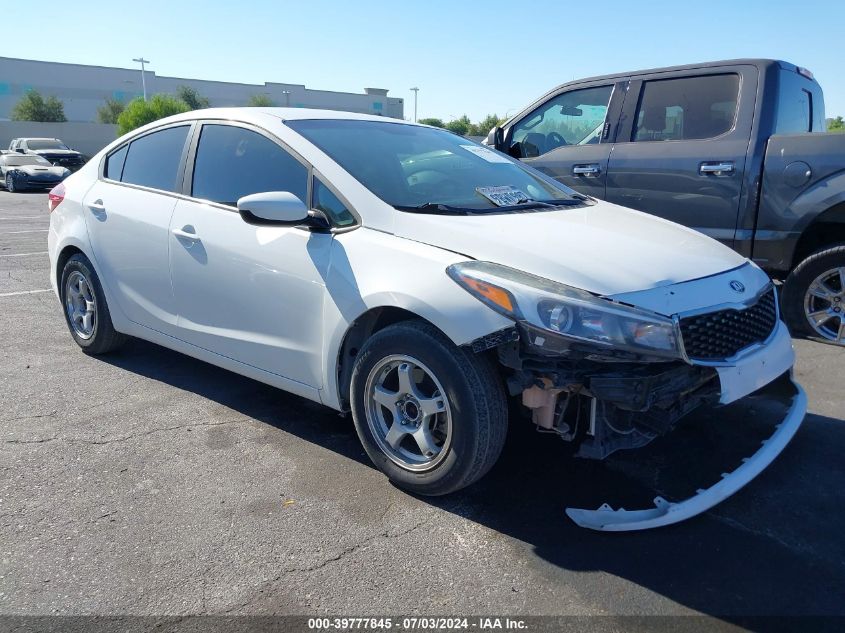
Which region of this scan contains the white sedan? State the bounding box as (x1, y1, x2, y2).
(47, 108, 806, 530)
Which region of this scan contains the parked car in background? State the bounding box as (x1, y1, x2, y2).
(0, 153, 70, 192)
(47, 108, 805, 531)
(9, 137, 86, 171)
(486, 59, 845, 345)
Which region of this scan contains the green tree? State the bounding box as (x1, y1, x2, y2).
(446, 115, 471, 136)
(176, 85, 211, 110)
(827, 116, 845, 132)
(11, 90, 67, 122)
(97, 97, 125, 124)
(417, 117, 445, 128)
(117, 94, 190, 136)
(247, 94, 275, 107)
(469, 114, 505, 137)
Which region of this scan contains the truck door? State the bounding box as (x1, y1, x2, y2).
(503, 81, 626, 200)
(604, 66, 758, 249)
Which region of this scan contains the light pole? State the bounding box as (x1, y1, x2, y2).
(409, 87, 419, 122)
(132, 57, 150, 101)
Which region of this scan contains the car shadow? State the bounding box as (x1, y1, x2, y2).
(99, 338, 845, 620)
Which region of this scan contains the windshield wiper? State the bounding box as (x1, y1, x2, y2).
(394, 197, 588, 215)
(394, 203, 474, 215)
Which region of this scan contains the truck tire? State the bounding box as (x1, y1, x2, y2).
(350, 319, 508, 496)
(782, 243, 845, 345)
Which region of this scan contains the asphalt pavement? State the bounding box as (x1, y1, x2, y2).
(1, 191, 843, 626)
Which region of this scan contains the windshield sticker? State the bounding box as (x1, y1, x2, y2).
(460, 144, 512, 164)
(476, 186, 531, 207)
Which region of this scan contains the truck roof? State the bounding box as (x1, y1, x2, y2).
(555, 59, 804, 88)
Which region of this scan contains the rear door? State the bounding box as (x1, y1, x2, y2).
(503, 81, 625, 199)
(604, 66, 757, 248)
(82, 123, 192, 335)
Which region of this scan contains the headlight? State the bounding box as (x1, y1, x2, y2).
(447, 261, 681, 359)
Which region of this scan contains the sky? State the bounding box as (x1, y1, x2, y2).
(4, 0, 844, 123)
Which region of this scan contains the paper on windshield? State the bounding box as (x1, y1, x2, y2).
(476, 186, 530, 207)
(460, 144, 511, 164)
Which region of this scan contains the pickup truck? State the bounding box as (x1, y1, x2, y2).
(8, 138, 86, 172)
(485, 59, 845, 346)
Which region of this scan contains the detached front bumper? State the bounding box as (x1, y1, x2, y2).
(566, 373, 806, 531)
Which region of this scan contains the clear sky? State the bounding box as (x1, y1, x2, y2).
(4, 0, 844, 123)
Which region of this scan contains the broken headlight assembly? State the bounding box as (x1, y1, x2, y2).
(447, 261, 682, 360)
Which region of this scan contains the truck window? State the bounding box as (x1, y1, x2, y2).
(510, 85, 613, 158)
(775, 70, 814, 134)
(632, 74, 739, 142)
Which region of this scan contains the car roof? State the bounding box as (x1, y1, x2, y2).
(162, 107, 414, 126)
(20, 137, 62, 142)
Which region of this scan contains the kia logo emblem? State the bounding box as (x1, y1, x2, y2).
(730, 280, 746, 293)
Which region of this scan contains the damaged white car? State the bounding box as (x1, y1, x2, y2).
(47, 109, 806, 531)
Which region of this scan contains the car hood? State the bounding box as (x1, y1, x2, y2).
(391, 200, 748, 296)
(32, 149, 79, 156)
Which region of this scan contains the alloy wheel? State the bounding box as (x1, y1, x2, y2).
(364, 354, 452, 472)
(803, 266, 845, 343)
(65, 270, 97, 339)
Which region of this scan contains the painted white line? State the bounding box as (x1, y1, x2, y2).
(0, 289, 51, 297)
(0, 216, 44, 220)
(0, 251, 48, 258)
(1, 229, 48, 234)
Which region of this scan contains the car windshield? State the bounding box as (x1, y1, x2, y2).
(27, 140, 69, 150)
(4, 156, 51, 166)
(286, 120, 584, 212)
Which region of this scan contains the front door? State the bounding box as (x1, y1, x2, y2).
(169, 122, 330, 388)
(504, 82, 622, 199)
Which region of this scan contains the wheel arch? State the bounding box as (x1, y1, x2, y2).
(791, 202, 845, 268)
(333, 306, 449, 411)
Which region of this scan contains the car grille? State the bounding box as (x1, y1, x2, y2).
(679, 288, 778, 361)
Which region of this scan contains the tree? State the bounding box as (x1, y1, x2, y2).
(828, 116, 845, 133)
(11, 90, 67, 122)
(97, 98, 125, 124)
(446, 115, 471, 136)
(117, 94, 190, 136)
(417, 117, 445, 128)
(176, 85, 211, 110)
(469, 114, 505, 137)
(247, 94, 275, 107)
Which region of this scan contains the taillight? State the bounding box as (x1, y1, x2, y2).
(48, 182, 65, 212)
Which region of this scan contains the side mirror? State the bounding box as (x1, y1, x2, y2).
(237, 191, 309, 226)
(485, 126, 503, 150)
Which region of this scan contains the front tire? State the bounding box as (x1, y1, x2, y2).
(5, 173, 17, 193)
(782, 243, 845, 344)
(350, 320, 507, 496)
(60, 253, 127, 354)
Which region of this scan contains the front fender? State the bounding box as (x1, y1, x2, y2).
(318, 229, 512, 410)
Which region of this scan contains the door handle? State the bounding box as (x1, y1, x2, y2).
(171, 226, 201, 241)
(573, 164, 601, 176)
(88, 199, 105, 212)
(699, 162, 735, 175)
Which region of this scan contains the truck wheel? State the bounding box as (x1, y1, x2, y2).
(350, 320, 508, 496)
(782, 243, 845, 345)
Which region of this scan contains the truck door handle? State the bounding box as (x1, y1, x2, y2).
(699, 162, 735, 175)
(573, 164, 601, 176)
(172, 226, 201, 242)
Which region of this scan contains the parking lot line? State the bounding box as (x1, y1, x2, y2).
(0, 289, 51, 297)
(0, 216, 44, 220)
(0, 251, 48, 258)
(2, 229, 49, 234)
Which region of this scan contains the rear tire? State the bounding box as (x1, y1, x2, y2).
(782, 243, 845, 345)
(60, 253, 127, 354)
(350, 320, 507, 496)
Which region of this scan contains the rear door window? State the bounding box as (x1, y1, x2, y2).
(632, 74, 739, 142)
(775, 70, 814, 133)
(120, 126, 190, 192)
(191, 124, 307, 207)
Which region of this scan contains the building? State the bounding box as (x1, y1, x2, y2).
(0, 57, 404, 122)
